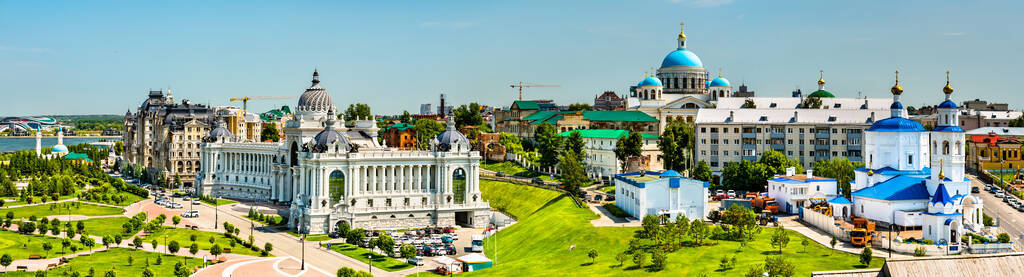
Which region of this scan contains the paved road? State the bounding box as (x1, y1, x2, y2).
(968, 174, 1024, 248)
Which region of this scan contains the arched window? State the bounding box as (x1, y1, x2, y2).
(290, 141, 299, 167)
(955, 142, 962, 155)
(453, 168, 467, 204)
(329, 170, 345, 203)
(943, 141, 950, 155)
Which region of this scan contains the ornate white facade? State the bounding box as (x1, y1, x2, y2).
(198, 71, 491, 233)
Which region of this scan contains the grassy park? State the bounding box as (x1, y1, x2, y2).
(145, 227, 262, 256)
(200, 197, 238, 206)
(286, 232, 332, 241)
(0, 201, 124, 219)
(0, 230, 87, 260)
(328, 243, 414, 272)
(0, 194, 78, 207)
(466, 180, 883, 276)
(5, 248, 205, 277)
(481, 161, 560, 182)
(73, 217, 134, 238)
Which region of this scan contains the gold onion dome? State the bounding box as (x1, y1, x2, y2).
(817, 70, 825, 85)
(678, 22, 686, 39)
(943, 70, 954, 94)
(891, 70, 903, 95)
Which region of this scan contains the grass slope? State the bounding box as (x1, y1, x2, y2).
(6, 248, 204, 277)
(0, 230, 87, 259)
(144, 227, 261, 256)
(74, 217, 134, 238)
(465, 181, 883, 276)
(481, 161, 559, 182)
(328, 243, 414, 272)
(0, 202, 124, 219)
(479, 179, 562, 219)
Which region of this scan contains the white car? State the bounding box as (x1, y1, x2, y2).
(181, 210, 199, 218)
(995, 192, 1006, 198)
(192, 199, 201, 205)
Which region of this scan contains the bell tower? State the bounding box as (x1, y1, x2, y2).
(677, 22, 687, 49)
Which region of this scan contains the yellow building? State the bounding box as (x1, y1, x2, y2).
(967, 133, 1024, 172)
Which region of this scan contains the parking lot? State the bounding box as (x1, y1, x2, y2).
(970, 175, 1024, 249)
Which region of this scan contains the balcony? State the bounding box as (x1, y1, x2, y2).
(815, 144, 831, 151)
(742, 144, 757, 151)
(770, 144, 785, 151)
(742, 132, 757, 139)
(770, 132, 786, 139)
(847, 145, 862, 151)
(815, 132, 830, 139)
(742, 155, 758, 161)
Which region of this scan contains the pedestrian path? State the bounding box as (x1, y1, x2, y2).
(778, 217, 911, 258)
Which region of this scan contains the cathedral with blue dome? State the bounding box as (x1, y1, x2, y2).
(844, 71, 983, 246)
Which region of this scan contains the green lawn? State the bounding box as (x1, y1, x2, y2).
(0, 201, 124, 219)
(81, 192, 145, 207)
(464, 181, 883, 276)
(144, 227, 262, 256)
(286, 232, 333, 241)
(482, 161, 560, 182)
(599, 185, 616, 194)
(0, 229, 87, 260)
(201, 198, 238, 206)
(0, 194, 78, 207)
(74, 217, 134, 238)
(6, 248, 205, 277)
(327, 243, 414, 272)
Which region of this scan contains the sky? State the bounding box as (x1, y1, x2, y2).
(1, 0, 1021, 116)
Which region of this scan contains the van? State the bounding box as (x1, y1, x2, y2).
(471, 235, 484, 252)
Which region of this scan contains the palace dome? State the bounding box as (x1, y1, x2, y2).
(867, 117, 926, 132)
(297, 70, 333, 113)
(709, 76, 730, 87)
(638, 76, 663, 87)
(660, 48, 704, 68)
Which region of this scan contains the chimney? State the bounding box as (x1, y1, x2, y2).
(806, 169, 814, 179)
(793, 111, 799, 122)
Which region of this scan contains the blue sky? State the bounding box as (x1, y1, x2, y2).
(1, 0, 1020, 116)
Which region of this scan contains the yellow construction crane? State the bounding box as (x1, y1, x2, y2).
(510, 82, 560, 100)
(229, 96, 297, 114)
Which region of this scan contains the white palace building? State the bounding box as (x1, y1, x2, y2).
(197, 71, 491, 233)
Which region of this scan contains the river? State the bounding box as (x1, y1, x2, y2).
(0, 137, 121, 153)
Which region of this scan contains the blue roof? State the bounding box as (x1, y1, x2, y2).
(930, 183, 954, 205)
(638, 76, 663, 87)
(660, 48, 703, 68)
(829, 196, 852, 204)
(867, 117, 927, 132)
(855, 166, 931, 176)
(938, 100, 958, 109)
(944, 218, 954, 225)
(660, 170, 682, 177)
(768, 177, 837, 184)
(709, 77, 730, 87)
(614, 171, 708, 188)
(890, 102, 904, 109)
(932, 125, 964, 132)
(851, 175, 930, 201)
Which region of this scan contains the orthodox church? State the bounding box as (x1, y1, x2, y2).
(840, 71, 983, 245)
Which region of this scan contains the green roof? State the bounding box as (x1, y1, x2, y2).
(581, 111, 658, 122)
(807, 90, 835, 98)
(557, 129, 658, 140)
(522, 111, 563, 122)
(513, 101, 540, 110)
(64, 152, 92, 161)
(385, 122, 414, 132)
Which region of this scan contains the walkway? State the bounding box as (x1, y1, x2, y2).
(778, 217, 912, 258)
(587, 203, 639, 227)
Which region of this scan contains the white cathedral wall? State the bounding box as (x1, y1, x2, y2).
(852, 197, 927, 226)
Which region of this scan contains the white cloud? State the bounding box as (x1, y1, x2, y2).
(671, 0, 734, 7)
(943, 32, 967, 36)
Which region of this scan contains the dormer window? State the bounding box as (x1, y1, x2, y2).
(759, 116, 768, 122)
(828, 116, 837, 122)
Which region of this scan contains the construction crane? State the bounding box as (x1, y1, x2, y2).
(229, 96, 297, 114)
(510, 82, 560, 100)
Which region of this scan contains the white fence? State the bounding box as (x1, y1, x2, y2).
(967, 242, 1015, 254)
(801, 209, 850, 242)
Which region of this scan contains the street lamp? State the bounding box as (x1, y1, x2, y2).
(213, 191, 219, 230)
(367, 252, 373, 274)
(164, 235, 168, 254)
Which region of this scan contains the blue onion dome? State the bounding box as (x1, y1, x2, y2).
(435, 116, 470, 151)
(638, 76, 663, 87)
(51, 144, 68, 153)
(313, 110, 349, 152)
(867, 117, 926, 132)
(205, 119, 234, 142)
(661, 48, 704, 68)
(890, 102, 904, 109)
(709, 75, 730, 87)
(297, 69, 333, 113)
(938, 100, 957, 109)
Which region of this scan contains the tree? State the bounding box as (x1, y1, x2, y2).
(650, 250, 666, 271)
(155, 255, 162, 265)
(413, 118, 445, 150)
(142, 267, 154, 277)
(741, 99, 757, 109)
(210, 244, 222, 259)
(133, 237, 143, 250)
(721, 204, 760, 242)
(173, 261, 189, 277)
(337, 267, 357, 277)
(587, 249, 599, 264)
(632, 251, 646, 269)
(399, 110, 412, 123)
(168, 241, 180, 255)
(189, 242, 199, 256)
(114, 235, 123, 246)
(343, 103, 372, 122)
(998, 232, 1011, 243)
(859, 247, 873, 266)
(759, 149, 803, 176)
(721, 160, 771, 192)
(453, 103, 484, 128)
(615, 252, 627, 266)
(128, 255, 134, 265)
(568, 103, 592, 111)
(534, 123, 563, 169)
(1011, 115, 1024, 128)
(400, 244, 416, 259)
(151, 240, 158, 250)
(690, 218, 710, 245)
(42, 242, 53, 257)
(559, 151, 588, 195)
(498, 132, 524, 154)
(770, 226, 790, 254)
(801, 237, 810, 253)
(62, 238, 72, 254)
(615, 132, 644, 170)
(102, 236, 113, 249)
(813, 158, 864, 198)
(563, 131, 586, 163)
(830, 235, 837, 255)
(692, 160, 713, 183)
(801, 96, 823, 109)
(260, 122, 280, 142)
(377, 234, 395, 256)
(642, 214, 661, 238)
(764, 256, 795, 277)
(172, 215, 181, 227)
(189, 234, 197, 242)
(0, 253, 10, 272)
(265, 242, 274, 253)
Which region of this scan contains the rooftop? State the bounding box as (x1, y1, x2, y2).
(714, 97, 894, 110)
(557, 129, 658, 140)
(696, 108, 884, 125)
(851, 175, 930, 201)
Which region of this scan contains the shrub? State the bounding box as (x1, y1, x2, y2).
(650, 250, 666, 271)
(922, 239, 934, 245)
(860, 247, 873, 266)
(998, 233, 1011, 243)
(913, 247, 927, 257)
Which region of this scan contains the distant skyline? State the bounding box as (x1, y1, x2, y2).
(1, 0, 1021, 116)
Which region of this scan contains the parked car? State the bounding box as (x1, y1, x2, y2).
(716, 189, 725, 196)
(972, 187, 981, 193)
(727, 190, 737, 198)
(496, 171, 506, 177)
(408, 257, 424, 266)
(531, 177, 544, 185)
(995, 192, 1005, 198)
(181, 210, 199, 218)
(192, 199, 201, 205)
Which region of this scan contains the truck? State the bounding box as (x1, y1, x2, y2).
(752, 195, 779, 214)
(806, 197, 832, 216)
(721, 199, 752, 211)
(850, 217, 876, 247)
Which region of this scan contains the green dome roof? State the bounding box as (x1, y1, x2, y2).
(807, 90, 835, 98)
